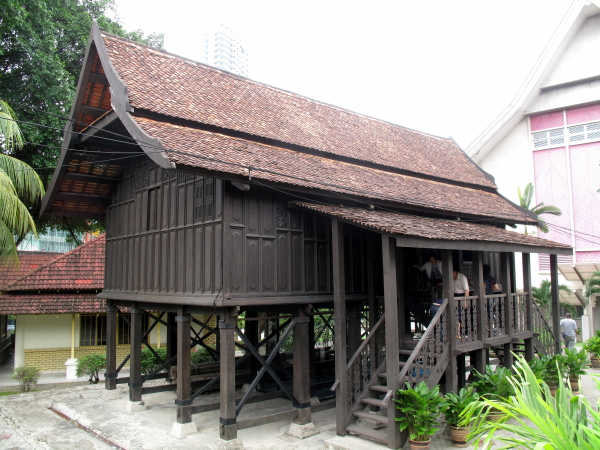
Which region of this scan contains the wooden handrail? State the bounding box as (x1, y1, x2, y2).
(484, 293, 508, 299)
(345, 315, 385, 370)
(532, 301, 558, 345)
(398, 300, 447, 383)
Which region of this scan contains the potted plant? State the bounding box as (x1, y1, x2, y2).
(583, 335, 600, 368)
(470, 366, 514, 421)
(563, 348, 588, 394)
(395, 381, 448, 450)
(540, 354, 568, 396)
(444, 387, 480, 447)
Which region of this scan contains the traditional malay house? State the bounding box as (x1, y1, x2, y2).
(40, 23, 570, 449)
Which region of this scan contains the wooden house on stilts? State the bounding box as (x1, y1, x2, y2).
(41, 23, 571, 449)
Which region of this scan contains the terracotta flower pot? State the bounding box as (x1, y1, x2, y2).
(486, 410, 506, 422)
(591, 357, 600, 368)
(549, 386, 558, 397)
(570, 378, 580, 394)
(449, 426, 471, 447)
(408, 439, 431, 450)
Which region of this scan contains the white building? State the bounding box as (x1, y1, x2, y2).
(197, 24, 250, 77)
(467, 0, 600, 338)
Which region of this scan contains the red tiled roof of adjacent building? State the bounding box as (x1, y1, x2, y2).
(292, 202, 572, 251)
(0, 252, 62, 290)
(101, 33, 497, 191)
(4, 234, 105, 291)
(0, 293, 105, 315)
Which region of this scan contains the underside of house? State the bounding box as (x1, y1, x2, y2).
(40, 23, 571, 448)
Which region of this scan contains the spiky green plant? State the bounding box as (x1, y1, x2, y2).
(518, 182, 562, 234)
(464, 356, 600, 450)
(395, 381, 448, 442)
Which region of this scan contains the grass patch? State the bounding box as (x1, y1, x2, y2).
(0, 391, 20, 396)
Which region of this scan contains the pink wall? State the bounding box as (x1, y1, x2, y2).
(569, 141, 600, 250)
(533, 147, 572, 246)
(566, 103, 600, 125)
(530, 110, 564, 131)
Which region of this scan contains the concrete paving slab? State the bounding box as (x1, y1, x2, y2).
(0, 365, 598, 450)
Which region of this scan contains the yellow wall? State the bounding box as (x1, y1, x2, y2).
(24, 344, 131, 372)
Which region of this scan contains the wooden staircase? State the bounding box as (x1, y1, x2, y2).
(344, 302, 450, 446)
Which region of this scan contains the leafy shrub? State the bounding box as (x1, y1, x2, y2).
(191, 347, 212, 364)
(395, 381, 447, 442)
(583, 335, 600, 359)
(76, 353, 106, 384)
(444, 387, 480, 427)
(11, 365, 40, 392)
(471, 365, 515, 399)
(141, 347, 167, 375)
(540, 354, 568, 388)
(564, 348, 588, 379)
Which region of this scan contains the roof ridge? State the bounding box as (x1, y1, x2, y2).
(3, 234, 105, 291)
(99, 32, 455, 145)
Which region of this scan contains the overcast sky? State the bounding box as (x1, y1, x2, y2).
(112, 0, 573, 149)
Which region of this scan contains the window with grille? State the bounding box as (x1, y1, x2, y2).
(568, 121, 600, 143)
(532, 128, 564, 149)
(117, 313, 148, 345)
(80, 314, 107, 346)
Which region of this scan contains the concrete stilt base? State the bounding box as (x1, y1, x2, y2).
(101, 389, 121, 401)
(215, 438, 244, 450)
(286, 422, 318, 439)
(171, 421, 198, 438)
(125, 400, 147, 414)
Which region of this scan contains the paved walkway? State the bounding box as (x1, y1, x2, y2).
(0, 351, 598, 449)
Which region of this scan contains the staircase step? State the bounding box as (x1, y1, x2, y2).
(399, 349, 413, 355)
(346, 424, 388, 444)
(370, 384, 389, 393)
(361, 397, 387, 408)
(353, 410, 389, 426)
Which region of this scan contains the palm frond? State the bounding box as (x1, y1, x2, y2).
(0, 100, 24, 152)
(533, 205, 562, 216)
(0, 220, 18, 265)
(0, 154, 45, 205)
(0, 171, 37, 237)
(518, 183, 535, 209)
(536, 217, 549, 233)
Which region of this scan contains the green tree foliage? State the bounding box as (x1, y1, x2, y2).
(532, 279, 574, 318)
(518, 182, 562, 234)
(585, 271, 600, 304)
(0, 0, 163, 238)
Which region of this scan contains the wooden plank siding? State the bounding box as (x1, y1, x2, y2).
(104, 156, 367, 302)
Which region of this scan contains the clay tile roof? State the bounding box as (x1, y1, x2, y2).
(0, 252, 62, 290)
(101, 33, 496, 190)
(4, 234, 105, 291)
(0, 293, 105, 315)
(292, 202, 572, 252)
(135, 117, 533, 222)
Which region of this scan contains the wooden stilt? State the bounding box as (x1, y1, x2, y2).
(382, 235, 400, 449)
(500, 253, 514, 369)
(347, 302, 361, 358)
(522, 253, 535, 361)
(176, 306, 193, 424)
(166, 312, 177, 380)
(457, 354, 466, 389)
(396, 247, 406, 345)
(550, 254, 561, 354)
(367, 233, 377, 331)
(245, 311, 259, 383)
(220, 308, 237, 441)
(293, 306, 312, 425)
(105, 302, 117, 390)
(332, 219, 347, 437)
(129, 308, 143, 402)
(308, 314, 317, 398)
(443, 251, 457, 393)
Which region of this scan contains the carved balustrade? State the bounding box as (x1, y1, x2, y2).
(484, 293, 507, 338)
(453, 296, 479, 346)
(345, 315, 386, 422)
(511, 292, 529, 334)
(532, 301, 558, 356)
(399, 301, 448, 388)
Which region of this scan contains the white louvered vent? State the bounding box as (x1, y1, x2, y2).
(533, 128, 564, 149)
(568, 121, 600, 144)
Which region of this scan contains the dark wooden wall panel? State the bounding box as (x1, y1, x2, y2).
(262, 239, 275, 292)
(185, 228, 194, 294)
(193, 226, 203, 294)
(246, 238, 260, 292)
(231, 228, 244, 293)
(291, 232, 302, 291)
(204, 225, 213, 293)
(277, 232, 289, 292)
(177, 229, 185, 293)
